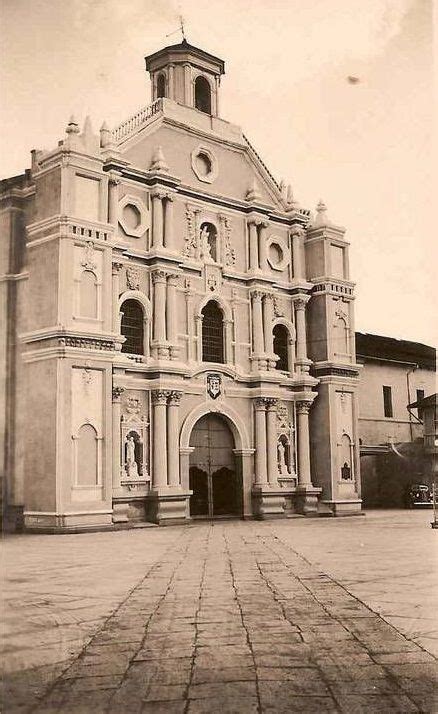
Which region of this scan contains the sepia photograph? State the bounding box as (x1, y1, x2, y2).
(0, 0, 436, 711)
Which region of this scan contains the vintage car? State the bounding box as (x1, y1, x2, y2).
(404, 484, 434, 508)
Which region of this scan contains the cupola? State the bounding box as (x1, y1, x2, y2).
(145, 39, 225, 117)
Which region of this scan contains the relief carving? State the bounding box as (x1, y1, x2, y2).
(183, 204, 200, 258)
(126, 266, 141, 290)
(81, 241, 97, 271)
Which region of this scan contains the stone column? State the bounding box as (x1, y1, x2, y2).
(183, 63, 192, 105)
(251, 290, 264, 355)
(224, 319, 233, 365)
(294, 297, 309, 362)
(111, 262, 123, 333)
(166, 273, 179, 353)
(151, 191, 165, 249)
(263, 293, 274, 356)
(195, 314, 203, 361)
(185, 280, 194, 362)
(168, 64, 174, 99)
(215, 75, 220, 116)
(111, 387, 124, 490)
(108, 173, 120, 227)
(291, 225, 305, 280)
(254, 398, 268, 485)
(152, 390, 168, 489)
(152, 270, 167, 344)
(266, 399, 279, 485)
(163, 193, 174, 250)
(167, 391, 182, 487)
(259, 221, 269, 273)
(297, 401, 312, 486)
(248, 219, 259, 271)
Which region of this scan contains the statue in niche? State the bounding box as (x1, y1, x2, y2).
(200, 222, 217, 262)
(125, 432, 142, 478)
(200, 226, 212, 261)
(277, 438, 291, 477)
(341, 462, 352, 480)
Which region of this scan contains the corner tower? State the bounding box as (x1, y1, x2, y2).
(145, 39, 225, 116)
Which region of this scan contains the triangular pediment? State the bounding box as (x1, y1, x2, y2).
(112, 100, 285, 210)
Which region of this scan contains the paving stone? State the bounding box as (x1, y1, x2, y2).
(188, 680, 257, 699)
(335, 693, 419, 712)
(257, 667, 331, 694)
(319, 663, 389, 681)
(191, 666, 256, 683)
(372, 650, 436, 664)
(262, 695, 338, 713)
(188, 697, 259, 713)
(142, 683, 186, 701)
(3, 514, 436, 713)
(141, 703, 186, 713)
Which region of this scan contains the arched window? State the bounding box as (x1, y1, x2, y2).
(195, 76, 212, 114)
(202, 301, 224, 363)
(121, 299, 144, 355)
(200, 222, 218, 262)
(157, 73, 166, 98)
(334, 317, 349, 355)
(77, 424, 98, 486)
(80, 270, 98, 318)
(340, 433, 353, 480)
(273, 324, 289, 371)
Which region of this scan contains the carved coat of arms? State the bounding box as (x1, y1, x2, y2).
(207, 373, 222, 400)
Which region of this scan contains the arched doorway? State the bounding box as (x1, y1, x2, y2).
(189, 413, 241, 518)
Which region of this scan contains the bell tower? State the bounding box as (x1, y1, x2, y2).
(145, 39, 225, 116)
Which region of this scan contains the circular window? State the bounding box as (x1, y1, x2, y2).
(118, 194, 150, 238)
(191, 145, 218, 184)
(269, 242, 283, 265)
(123, 204, 141, 230)
(196, 153, 212, 177)
(267, 235, 290, 272)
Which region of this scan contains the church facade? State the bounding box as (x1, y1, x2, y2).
(0, 41, 362, 532)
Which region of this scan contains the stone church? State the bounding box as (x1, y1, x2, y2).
(0, 40, 362, 532)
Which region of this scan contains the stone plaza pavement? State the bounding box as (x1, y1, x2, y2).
(1, 510, 437, 713)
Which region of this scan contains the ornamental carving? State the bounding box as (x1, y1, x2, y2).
(219, 214, 235, 267)
(168, 390, 182, 406)
(126, 266, 141, 290)
(335, 307, 349, 323)
(151, 389, 170, 405)
(296, 401, 312, 415)
(112, 386, 125, 401)
(276, 402, 292, 432)
(273, 296, 286, 317)
(125, 397, 141, 414)
(290, 225, 306, 239)
(183, 204, 200, 258)
(81, 241, 97, 271)
(151, 269, 167, 284)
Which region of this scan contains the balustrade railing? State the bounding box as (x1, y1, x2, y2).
(112, 98, 163, 143)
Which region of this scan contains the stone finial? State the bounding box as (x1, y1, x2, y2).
(246, 178, 261, 202)
(100, 121, 113, 148)
(150, 145, 169, 172)
(314, 199, 330, 227)
(66, 115, 80, 134)
(279, 179, 288, 201)
(80, 115, 100, 154)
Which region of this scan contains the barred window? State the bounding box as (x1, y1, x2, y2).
(121, 299, 144, 355)
(195, 76, 212, 114)
(273, 324, 289, 371)
(157, 73, 166, 98)
(202, 301, 224, 363)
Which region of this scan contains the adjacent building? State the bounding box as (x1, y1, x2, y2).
(356, 333, 436, 506)
(0, 40, 363, 532)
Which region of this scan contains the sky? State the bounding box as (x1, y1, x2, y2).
(1, 0, 436, 347)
